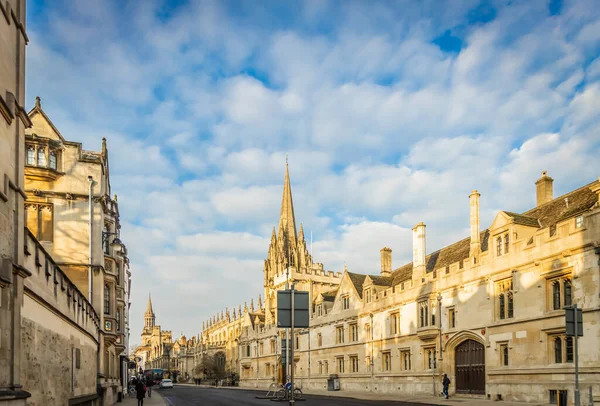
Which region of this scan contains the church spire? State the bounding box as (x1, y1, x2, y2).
(145, 293, 154, 315)
(278, 158, 297, 246)
(144, 292, 155, 329)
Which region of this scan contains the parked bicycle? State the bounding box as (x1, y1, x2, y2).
(276, 382, 303, 401)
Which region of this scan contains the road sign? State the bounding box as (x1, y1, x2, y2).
(565, 306, 583, 337)
(277, 290, 309, 328)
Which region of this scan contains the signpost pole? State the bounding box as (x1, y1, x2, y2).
(290, 284, 295, 405)
(574, 304, 580, 406)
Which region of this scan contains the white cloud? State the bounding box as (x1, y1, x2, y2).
(26, 0, 600, 343)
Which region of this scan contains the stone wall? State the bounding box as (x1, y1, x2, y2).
(21, 228, 100, 406)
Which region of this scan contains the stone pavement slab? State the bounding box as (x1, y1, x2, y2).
(121, 389, 167, 405)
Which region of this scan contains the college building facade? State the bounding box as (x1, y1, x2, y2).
(153, 166, 600, 405)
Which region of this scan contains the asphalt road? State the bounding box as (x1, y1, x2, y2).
(157, 385, 435, 406)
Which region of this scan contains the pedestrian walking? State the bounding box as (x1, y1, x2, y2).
(136, 380, 146, 406)
(146, 375, 153, 398)
(442, 373, 451, 399)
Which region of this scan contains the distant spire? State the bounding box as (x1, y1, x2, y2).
(258, 294, 262, 309)
(278, 159, 297, 247)
(145, 293, 154, 315)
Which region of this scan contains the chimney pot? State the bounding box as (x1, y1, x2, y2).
(470, 190, 481, 258)
(535, 171, 554, 206)
(380, 247, 392, 277)
(412, 223, 426, 269)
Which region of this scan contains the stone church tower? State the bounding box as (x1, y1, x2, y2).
(142, 294, 155, 345)
(262, 162, 318, 324)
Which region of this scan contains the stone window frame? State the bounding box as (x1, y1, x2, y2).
(104, 283, 111, 315)
(336, 325, 345, 344)
(389, 311, 400, 336)
(349, 323, 359, 342)
(400, 348, 412, 371)
(448, 306, 456, 329)
(349, 354, 359, 373)
(365, 288, 372, 303)
(25, 141, 62, 171)
(498, 341, 509, 366)
(336, 356, 345, 374)
(547, 274, 573, 312)
(547, 332, 574, 364)
(495, 278, 514, 321)
(423, 346, 437, 370)
(418, 300, 429, 328)
(342, 295, 350, 310)
(575, 215, 584, 229)
(382, 351, 392, 372)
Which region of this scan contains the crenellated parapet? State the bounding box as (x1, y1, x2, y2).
(22, 227, 100, 341)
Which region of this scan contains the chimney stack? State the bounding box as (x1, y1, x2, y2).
(380, 247, 392, 277)
(469, 190, 481, 259)
(535, 171, 554, 206)
(412, 222, 426, 270)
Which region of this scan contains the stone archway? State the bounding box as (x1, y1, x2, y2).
(443, 331, 486, 396)
(455, 339, 485, 395)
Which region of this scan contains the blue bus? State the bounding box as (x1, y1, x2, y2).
(144, 368, 164, 385)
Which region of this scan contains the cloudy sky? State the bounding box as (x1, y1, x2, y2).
(26, 0, 600, 344)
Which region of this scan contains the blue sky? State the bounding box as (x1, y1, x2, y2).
(26, 0, 600, 344)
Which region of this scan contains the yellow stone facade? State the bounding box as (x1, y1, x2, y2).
(156, 166, 600, 405)
(22, 99, 132, 404)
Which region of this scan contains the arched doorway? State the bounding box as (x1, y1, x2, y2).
(455, 339, 485, 394)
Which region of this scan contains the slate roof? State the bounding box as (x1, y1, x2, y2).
(321, 289, 338, 302)
(341, 180, 598, 295)
(368, 275, 393, 286)
(524, 183, 598, 227)
(348, 272, 367, 298)
(503, 212, 541, 227)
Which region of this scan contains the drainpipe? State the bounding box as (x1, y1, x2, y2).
(370, 313, 374, 391)
(88, 176, 94, 302)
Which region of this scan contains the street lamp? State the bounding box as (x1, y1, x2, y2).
(102, 231, 125, 254)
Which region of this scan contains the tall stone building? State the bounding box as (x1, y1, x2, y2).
(22, 99, 131, 405)
(238, 169, 600, 405)
(1, 1, 129, 405)
(160, 166, 600, 405)
(0, 0, 32, 403)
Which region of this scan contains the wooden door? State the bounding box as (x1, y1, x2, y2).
(455, 339, 485, 394)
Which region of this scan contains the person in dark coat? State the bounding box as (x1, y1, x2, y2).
(145, 375, 154, 398)
(136, 380, 146, 406)
(442, 373, 451, 399)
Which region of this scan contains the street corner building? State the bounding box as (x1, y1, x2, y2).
(152, 164, 600, 405)
(1, 2, 132, 403)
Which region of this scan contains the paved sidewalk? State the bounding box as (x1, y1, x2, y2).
(121, 389, 167, 405)
(174, 383, 547, 406)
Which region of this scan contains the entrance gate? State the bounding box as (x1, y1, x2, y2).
(455, 339, 485, 394)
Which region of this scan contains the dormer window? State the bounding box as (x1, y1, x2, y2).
(365, 288, 372, 303)
(342, 295, 350, 310)
(496, 233, 510, 257)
